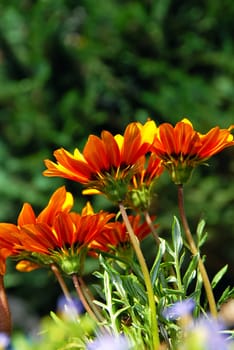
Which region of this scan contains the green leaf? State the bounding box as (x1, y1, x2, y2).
(171, 216, 183, 257)
(211, 264, 228, 289)
(150, 239, 166, 285)
(196, 219, 208, 248)
(164, 240, 175, 258)
(198, 232, 208, 248)
(218, 286, 234, 306)
(162, 288, 184, 296)
(50, 311, 67, 328)
(122, 274, 148, 304)
(179, 251, 185, 267)
(182, 255, 199, 292)
(196, 219, 206, 238)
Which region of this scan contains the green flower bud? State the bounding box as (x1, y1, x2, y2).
(104, 176, 129, 203)
(167, 163, 194, 185)
(128, 186, 151, 211)
(60, 256, 81, 275)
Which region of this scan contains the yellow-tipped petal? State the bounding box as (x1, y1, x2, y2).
(62, 192, 74, 211)
(181, 118, 193, 126)
(114, 134, 124, 150)
(140, 120, 157, 144)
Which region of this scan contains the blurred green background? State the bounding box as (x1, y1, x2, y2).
(0, 0, 233, 332)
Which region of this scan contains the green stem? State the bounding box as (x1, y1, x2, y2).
(177, 184, 217, 317)
(119, 203, 160, 350)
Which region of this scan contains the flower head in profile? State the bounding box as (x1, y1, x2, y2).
(43, 121, 157, 202)
(127, 153, 164, 210)
(90, 214, 157, 260)
(16, 200, 114, 275)
(151, 119, 234, 184)
(0, 186, 113, 275)
(0, 186, 74, 274)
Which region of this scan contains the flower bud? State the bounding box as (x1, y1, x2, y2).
(60, 256, 81, 275)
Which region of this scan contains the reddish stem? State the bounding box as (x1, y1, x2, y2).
(0, 275, 11, 335)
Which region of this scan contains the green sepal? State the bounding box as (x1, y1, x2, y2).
(167, 163, 194, 185)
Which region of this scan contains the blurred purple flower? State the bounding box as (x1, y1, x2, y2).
(57, 295, 84, 320)
(0, 333, 10, 349)
(163, 298, 195, 320)
(87, 334, 130, 350)
(191, 316, 232, 350)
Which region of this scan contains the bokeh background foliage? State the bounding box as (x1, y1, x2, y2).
(0, 0, 233, 329)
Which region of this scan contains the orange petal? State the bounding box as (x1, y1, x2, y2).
(121, 123, 142, 164)
(101, 130, 121, 167)
(18, 203, 36, 226)
(83, 135, 109, 172)
(38, 186, 73, 225)
(44, 148, 93, 183)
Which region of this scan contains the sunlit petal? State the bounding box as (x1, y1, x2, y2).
(17, 203, 36, 226)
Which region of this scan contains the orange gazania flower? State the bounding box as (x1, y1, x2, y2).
(43, 121, 157, 201)
(151, 119, 234, 184)
(0, 224, 20, 275)
(127, 154, 164, 211)
(132, 153, 164, 189)
(17, 203, 114, 274)
(90, 214, 158, 255)
(0, 186, 74, 273)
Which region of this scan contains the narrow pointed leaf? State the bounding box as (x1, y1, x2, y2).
(171, 216, 183, 257)
(150, 239, 165, 285)
(211, 264, 228, 289)
(183, 254, 199, 291)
